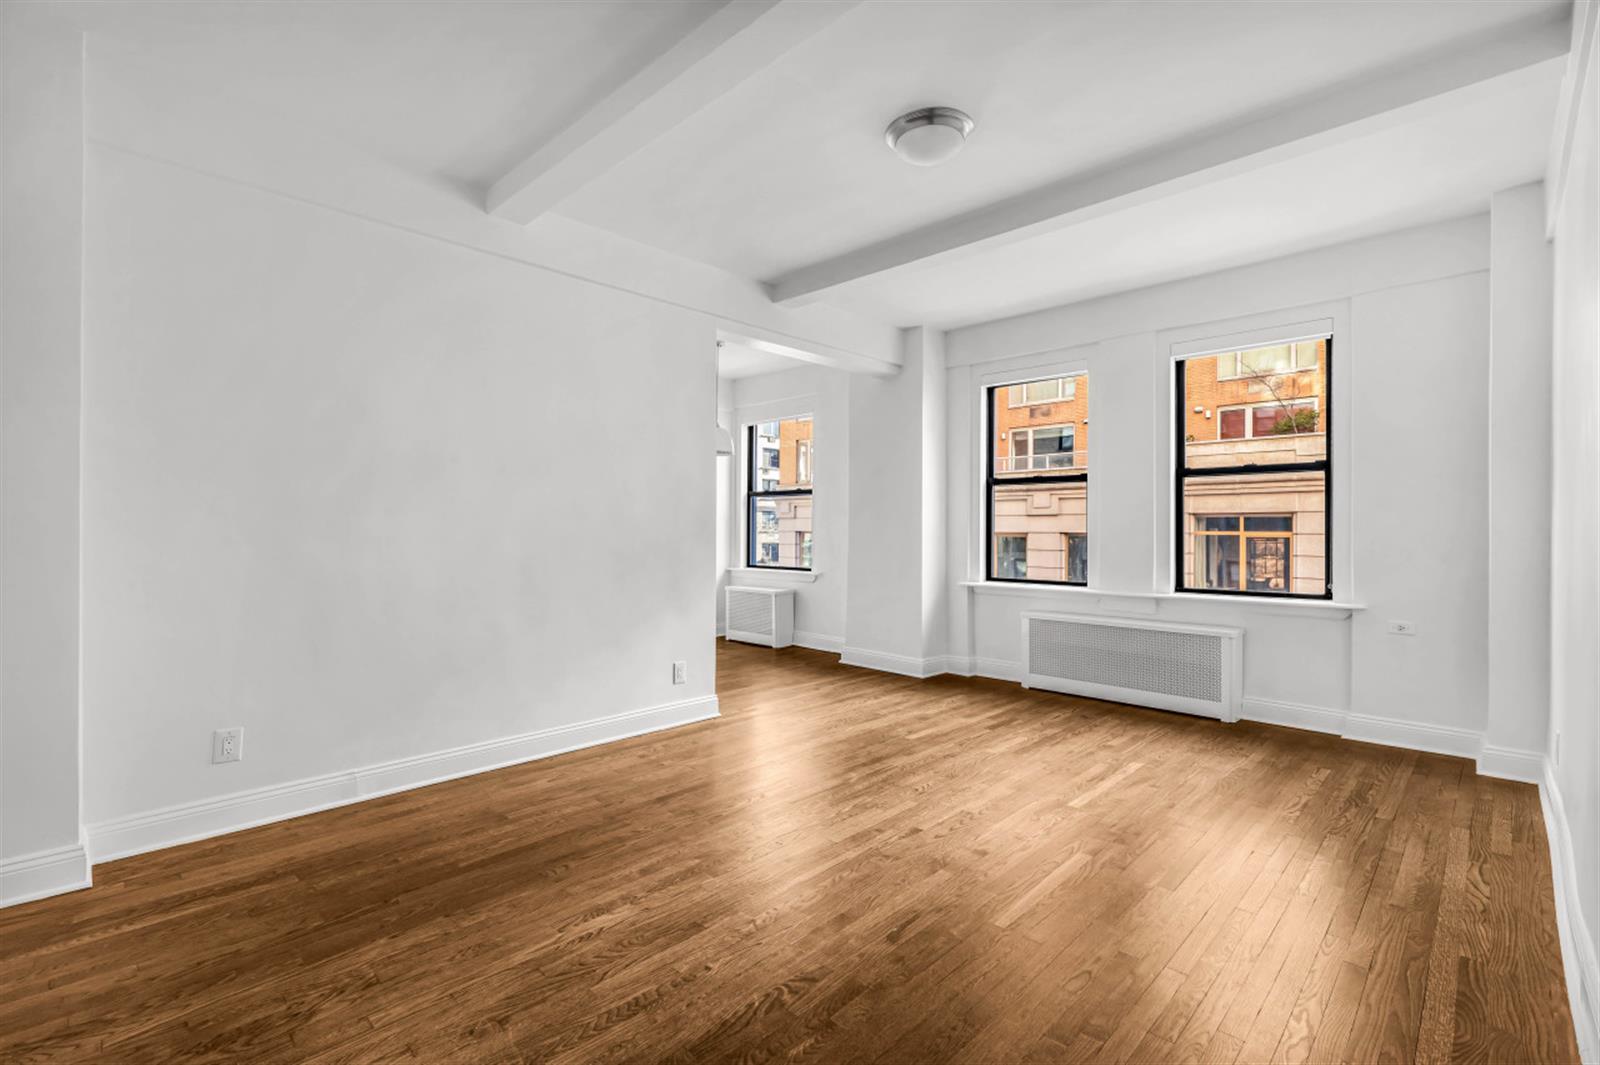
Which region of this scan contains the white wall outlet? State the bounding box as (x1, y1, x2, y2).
(212, 727, 244, 764)
(1386, 620, 1418, 636)
(672, 660, 687, 685)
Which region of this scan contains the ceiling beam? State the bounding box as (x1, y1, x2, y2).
(487, 0, 855, 225)
(766, 11, 1573, 307)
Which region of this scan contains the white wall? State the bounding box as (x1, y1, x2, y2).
(724, 364, 850, 649)
(945, 217, 1508, 755)
(0, 5, 90, 904)
(1547, 3, 1600, 1053)
(77, 119, 718, 843)
(844, 327, 947, 672)
(1485, 183, 1554, 761)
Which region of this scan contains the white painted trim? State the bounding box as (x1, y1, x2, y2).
(1242, 699, 1544, 783)
(1475, 744, 1547, 784)
(1541, 759, 1600, 1062)
(1240, 697, 1346, 735)
(0, 841, 91, 908)
(1546, 0, 1598, 237)
(839, 647, 944, 679)
(86, 695, 719, 865)
(793, 630, 843, 654)
(959, 581, 1362, 618)
(1340, 713, 1482, 760)
(729, 566, 818, 584)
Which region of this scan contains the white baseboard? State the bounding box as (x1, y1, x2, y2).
(0, 841, 91, 908)
(839, 647, 944, 679)
(1541, 759, 1600, 1063)
(1341, 712, 1482, 761)
(1241, 699, 1541, 781)
(1241, 697, 1346, 735)
(1476, 743, 1548, 784)
(87, 695, 720, 864)
(794, 631, 843, 654)
(972, 657, 1023, 683)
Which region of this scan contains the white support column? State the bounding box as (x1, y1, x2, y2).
(842, 327, 947, 675)
(1481, 182, 1554, 779)
(1, 4, 89, 904)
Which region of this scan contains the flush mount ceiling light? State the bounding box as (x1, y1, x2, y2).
(885, 106, 974, 167)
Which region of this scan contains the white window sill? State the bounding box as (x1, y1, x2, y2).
(958, 581, 1363, 619)
(730, 567, 819, 584)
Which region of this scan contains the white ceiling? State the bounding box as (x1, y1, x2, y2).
(561, 0, 1567, 282)
(68, 0, 1572, 335)
(829, 60, 1562, 329)
(718, 341, 808, 380)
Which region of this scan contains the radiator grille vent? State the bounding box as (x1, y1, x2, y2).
(727, 590, 774, 636)
(1027, 617, 1225, 704)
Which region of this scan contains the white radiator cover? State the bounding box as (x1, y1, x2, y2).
(1020, 612, 1243, 721)
(725, 586, 795, 648)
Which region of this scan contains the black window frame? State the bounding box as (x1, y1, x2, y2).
(746, 421, 813, 572)
(1174, 337, 1333, 600)
(984, 378, 1089, 587)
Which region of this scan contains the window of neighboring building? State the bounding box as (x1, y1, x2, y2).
(1217, 398, 1320, 440)
(1006, 376, 1077, 406)
(1215, 341, 1320, 380)
(1065, 533, 1088, 584)
(996, 535, 1027, 579)
(988, 373, 1088, 584)
(1191, 515, 1293, 592)
(1007, 424, 1078, 473)
(747, 415, 813, 570)
(1177, 337, 1330, 598)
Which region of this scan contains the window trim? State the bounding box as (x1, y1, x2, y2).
(986, 376, 1089, 588)
(746, 421, 813, 572)
(1174, 337, 1333, 600)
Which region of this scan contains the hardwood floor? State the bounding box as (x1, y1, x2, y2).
(0, 640, 1579, 1063)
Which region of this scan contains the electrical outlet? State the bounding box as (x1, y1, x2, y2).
(212, 727, 243, 764)
(1386, 620, 1417, 637)
(672, 661, 687, 685)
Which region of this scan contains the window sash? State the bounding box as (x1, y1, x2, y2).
(1175, 338, 1332, 599)
(986, 381, 1088, 587)
(747, 422, 814, 572)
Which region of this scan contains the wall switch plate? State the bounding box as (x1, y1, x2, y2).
(212, 727, 244, 764)
(672, 661, 687, 685)
(1386, 620, 1418, 636)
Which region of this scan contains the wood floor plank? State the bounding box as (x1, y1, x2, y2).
(0, 641, 1580, 1063)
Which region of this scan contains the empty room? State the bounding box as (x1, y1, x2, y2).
(4, 0, 1599, 1062)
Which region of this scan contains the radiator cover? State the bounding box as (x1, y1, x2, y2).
(1020, 612, 1243, 721)
(725, 586, 795, 648)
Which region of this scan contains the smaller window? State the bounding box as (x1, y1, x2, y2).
(747, 415, 814, 570)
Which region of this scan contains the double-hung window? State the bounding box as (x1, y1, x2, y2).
(986, 373, 1089, 585)
(747, 415, 813, 570)
(1176, 337, 1331, 598)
